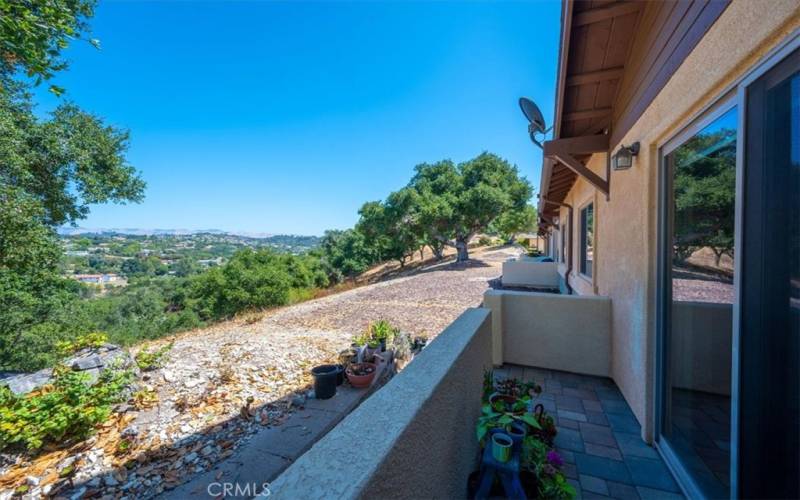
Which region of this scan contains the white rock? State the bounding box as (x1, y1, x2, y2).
(162, 370, 177, 383)
(184, 452, 198, 463)
(25, 476, 39, 487)
(104, 475, 119, 487)
(184, 378, 203, 388)
(200, 445, 214, 456)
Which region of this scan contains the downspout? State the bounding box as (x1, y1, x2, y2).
(541, 197, 573, 295)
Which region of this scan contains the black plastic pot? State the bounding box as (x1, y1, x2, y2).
(334, 364, 345, 386)
(311, 364, 339, 399)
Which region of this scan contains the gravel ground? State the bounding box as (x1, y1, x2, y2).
(0, 245, 520, 499)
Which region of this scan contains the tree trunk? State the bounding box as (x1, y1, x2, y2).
(419, 248, 424, 260)
(455, 239, 469, 262)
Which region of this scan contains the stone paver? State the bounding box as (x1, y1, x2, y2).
(500, 364, 686, 499)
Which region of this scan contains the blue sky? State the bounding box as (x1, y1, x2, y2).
(39, 1, 561, 236)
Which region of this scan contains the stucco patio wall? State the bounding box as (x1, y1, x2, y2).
(266, 307, 492, 499)
(501, 258, 560, 289)
(484, 289, 611, 377)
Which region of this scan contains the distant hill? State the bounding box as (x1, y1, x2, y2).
(56, 227, 309, 239)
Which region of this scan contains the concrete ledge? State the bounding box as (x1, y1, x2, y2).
(484, 290, 611, 377)
(266, 308, 493, 499)
(501, 259, 559, 288)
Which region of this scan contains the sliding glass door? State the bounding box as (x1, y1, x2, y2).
(658, 43, 800, 499)
(659, 104, 738, 499)
(737, 46, 799, 499)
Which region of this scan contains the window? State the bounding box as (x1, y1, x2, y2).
(579, 203, 593, 277)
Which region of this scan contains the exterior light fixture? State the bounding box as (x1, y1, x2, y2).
(519, 97, 551, 149)
(612, 142, 640, 170)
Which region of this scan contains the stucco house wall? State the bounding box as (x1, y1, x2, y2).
(554, 0, 800, 441)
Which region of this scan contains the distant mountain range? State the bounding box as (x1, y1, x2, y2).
(57, 227, 289, 239)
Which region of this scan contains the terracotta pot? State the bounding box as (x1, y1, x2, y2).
(346, 362, 377, 388)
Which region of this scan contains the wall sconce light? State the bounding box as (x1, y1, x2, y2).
(612, 142, 640, 170)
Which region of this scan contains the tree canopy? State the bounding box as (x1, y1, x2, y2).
(1, 0, 99, 95)
(672, 127, 736, 266)
(490, 204, 537, 243)
(406, 152, 532, 261)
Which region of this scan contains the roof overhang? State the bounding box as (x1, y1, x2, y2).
(538, 0, 644, 231)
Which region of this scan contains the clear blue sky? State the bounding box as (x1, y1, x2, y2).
(38, 1, 561, 236)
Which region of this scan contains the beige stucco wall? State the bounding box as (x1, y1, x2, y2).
(554, 0, 800, 441)
(266, 307, 492, 499)
(501, 259, 560, 288)
(484, 289, 611, 377)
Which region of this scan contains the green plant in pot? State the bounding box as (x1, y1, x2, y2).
(477, 399, 541, 445)
(369, 319, 397, 351)
(364, 338, 380, 360)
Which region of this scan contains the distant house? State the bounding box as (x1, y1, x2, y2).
(72, 274, 122, 284)
(197, 257, 224, 267)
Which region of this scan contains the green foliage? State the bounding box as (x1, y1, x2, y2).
(406, 152, 532, 261)
(56, 332, 107, 356)
(673, 127, 736, 265)
(320, 229, 377, 280)
(0, 364, 134, 451)
(490, 204, 537, 243)
(368, 319, 397, 343)
(135, 342, 173, 371)
(188, 249, 292, 320)
(0, 0, 98, 94)
(0, 75, 144, 371)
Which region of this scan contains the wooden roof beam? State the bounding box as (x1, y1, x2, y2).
(544, 133, 609, 157)
(566, 67, 624, 86)
(573, 2, 641, 27)
(551, 152, 609, 197)
(562, 107, 612, 122)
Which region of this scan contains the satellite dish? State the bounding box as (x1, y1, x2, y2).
(519, 97, 550, 149)
(519, 97, 546, 134)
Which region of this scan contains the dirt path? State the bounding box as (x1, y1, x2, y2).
(0, 246, 520, 499)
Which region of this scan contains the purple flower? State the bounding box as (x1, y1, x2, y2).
(546, 450, 563, 467)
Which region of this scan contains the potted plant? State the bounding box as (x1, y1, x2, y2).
(532, 403, 557, 445)
(346, 362, 377, 388)
(491, 432, 513, 463)
(310, 364, 339, 399)
(392, 331, 413, 370)
(364, 338, 380, 360)
(368, 319, 397, 352)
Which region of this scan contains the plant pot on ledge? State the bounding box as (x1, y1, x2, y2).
(346, 362, 377, 388)
(311, 364, 339, 400)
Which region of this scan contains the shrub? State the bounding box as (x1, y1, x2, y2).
(0, 364, 134, 451)
(135, 342, 173, 371)
(56, 332, 108, 356)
